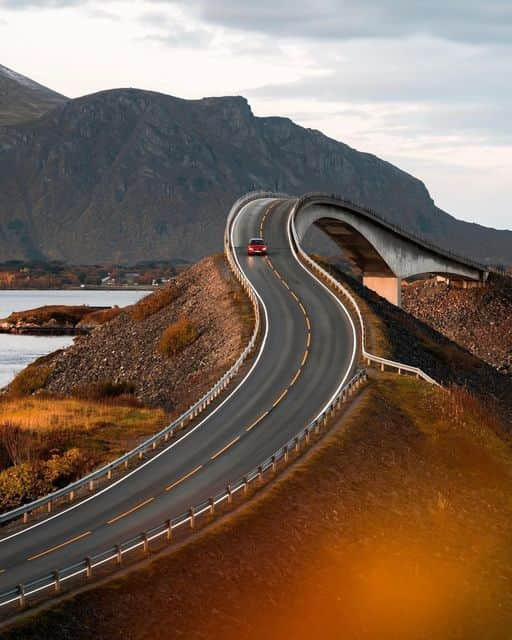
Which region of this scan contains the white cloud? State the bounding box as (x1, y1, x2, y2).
(0, 0, 509, 229)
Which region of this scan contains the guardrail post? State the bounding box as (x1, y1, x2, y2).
(107, 469, 112, 480)
(305, 429, 310, 444)
(138, 451, 144, 460)
(124, 459, 129, 469)
(18, 584, 25, 609)
(89, 479, 94, 492)
(284, 446, 289, 464)
(115, 544, 122, 565)
(243, 476, 249, 495)
(152, 441, 157, 450)
(47, 500, 52, 513)
(142, 532, 149, 554)
(381, 362, 385, 372)
(23, 511, 29, 524)
(189, 507, 195, 529)
(258, 465, 263, 483)
(209, 497, 215, 514)
(85, 556, 92, 578)
(294, 437, 300, 453)
(227, 484, 233, 504)
(166, 519, 173, 541)
(53, 570, 61, 593)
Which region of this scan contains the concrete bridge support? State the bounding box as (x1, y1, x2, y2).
(363, 276, 401, 306)
(293, 198, 489, 308)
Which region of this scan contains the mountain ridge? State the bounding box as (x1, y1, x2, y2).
(0, 68, 511, 265)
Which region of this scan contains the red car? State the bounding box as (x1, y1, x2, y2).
(247, 237, 267, 255)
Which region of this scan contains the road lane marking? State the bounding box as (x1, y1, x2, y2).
(290, 291, 299, 302)
(211, 435, 241, 460)
(246, 411, 269, 432)
(305, 317, 311, 331)
(289, 368, 302, 387)
(306, 332, 311, 348)
(28, 531, 91, 562)
(299, 302, 307, 316)
(166, 465, 203, 491)
(272, 388, 288, 408)
(301, 349, 309, 366)
(107, 497, 155, 525)
(0, 198, 275, 547)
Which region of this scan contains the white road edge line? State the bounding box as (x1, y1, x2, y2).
(0, 198, 274, 545)
(286, 206, 358, 421)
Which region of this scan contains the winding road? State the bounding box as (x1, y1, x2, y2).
(0, 196, 357, 599)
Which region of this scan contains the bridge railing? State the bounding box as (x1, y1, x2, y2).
(0, 197, 275, 529)
(289, 198, 441, 386)
(295, 192, 496, 276)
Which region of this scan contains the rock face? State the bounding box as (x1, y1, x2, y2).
(402, 274, 512, 375)
(41, 256, 247, 410)
(0, 64, 67, 125)
(0, 84, 511, 264)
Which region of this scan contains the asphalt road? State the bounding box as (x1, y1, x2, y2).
(0, 197, 357, 594)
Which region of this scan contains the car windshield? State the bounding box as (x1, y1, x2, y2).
(249, 239, 265, 245)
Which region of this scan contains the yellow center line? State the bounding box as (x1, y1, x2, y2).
(246, 411, 269, 432)
(211, 435, 241, 461)
(28, 531, 91, 562)
(305, 316, 311, 331)
(272, 388, 288, 408)
(166, 465, 203, 492)
(289, 368, 302, 387)
(107, 497, 155, 525)
(290, 291, 299, 302)
(306, 332, 311, 348)
(301, 349, 309, 366)
(299, 302, 307, 316)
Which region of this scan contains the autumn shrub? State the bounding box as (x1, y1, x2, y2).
(72, 380, 137, 402)
(158, 318, 199, 357)
(130, 284, 179, 321)
(9, 363, 52, 396)
(0, 448, 87, 512)
(80, 306, 123, 326)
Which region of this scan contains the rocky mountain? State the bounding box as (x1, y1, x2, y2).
(0, 80, 511, 264)
(0, 64, 67, 125)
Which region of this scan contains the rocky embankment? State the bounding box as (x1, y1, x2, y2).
(0, 305, 111, 335)
(19, 256, 249, 411)
(403, 274, 512, 375)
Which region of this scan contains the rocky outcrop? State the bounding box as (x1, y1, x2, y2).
(0, 305, 109, 335)
(37, 256, 248, 411)
(0, 82, 511, 264)
(402, 274, 512, 374)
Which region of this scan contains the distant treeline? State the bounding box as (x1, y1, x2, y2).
(0, 259, 189, 289)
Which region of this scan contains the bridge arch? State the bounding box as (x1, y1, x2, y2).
(292, 195, 488, 306)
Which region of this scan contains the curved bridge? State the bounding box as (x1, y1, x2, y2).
(293, 193, 489, 305)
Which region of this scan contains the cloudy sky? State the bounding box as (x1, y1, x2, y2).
(1, 0, 510, 229)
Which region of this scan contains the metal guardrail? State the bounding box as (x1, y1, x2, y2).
(0, 366, 367, 612)
(289, 198, 441, 387)
(0, 198, 270, 529)
(0, 191, 367, 613)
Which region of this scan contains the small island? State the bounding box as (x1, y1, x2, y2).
(0, 305, 122, 335)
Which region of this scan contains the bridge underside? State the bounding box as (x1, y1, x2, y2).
(294, 203, 488, 307)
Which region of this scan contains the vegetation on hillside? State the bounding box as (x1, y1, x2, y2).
(0, 396, 167, 512)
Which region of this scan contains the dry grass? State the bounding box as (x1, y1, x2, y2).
(130, 284, 179, 321)
(0, 397, 162, 434)
(80, 306, 124, 325)
(157, 317, 199, 357)
(8, 362, 53, 396)
(2, 305, 107, 325)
